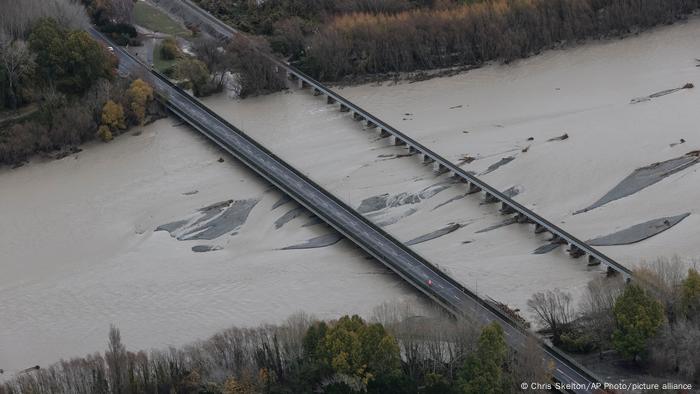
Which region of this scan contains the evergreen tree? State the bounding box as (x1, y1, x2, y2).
(681, 269, 700, 320)
(612, 284, 665, 361)
(458, 322, 508, 394)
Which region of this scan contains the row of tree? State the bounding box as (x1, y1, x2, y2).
(302, 0, 700, 80)
(0, 304, 551, 393)
(527, 258, 700, 383)
(194, 0, 700, 81)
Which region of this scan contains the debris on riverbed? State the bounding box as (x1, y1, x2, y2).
(431, 194, 467, 211)
(271, 195, 292, 210)
(630, 82, 694, 104)
(156, 198, 259, 240)
(533, 241, 564, 255)
(406, 223, 462, 245)
(191, 245, 223, 253)
(575, 153, 700, 214)
(458, 155, 476, 165)
(489, 297, 531, 329)
(475, 218, 518, 234)
(481, 156, 515, 175)
(274, 207, 305, 229)
(587, 213, 690, 246)
(357, 181, 456, 214)
(281, 233, 343, 250)
(547, 133, 569, 142)
(670, 138, 686, 147)
(502, 185, 523, 198)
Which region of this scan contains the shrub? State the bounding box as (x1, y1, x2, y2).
(101, 100, 126, 131)
(97, 124, 113, 142)
(0, 122, 41, 164)
(559, 329, 596, 354)
(126, 79, 154, 125)
(160, 37, 182, 60)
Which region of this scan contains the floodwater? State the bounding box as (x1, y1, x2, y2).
(3, 15, 700, 376)
(0, 120, 426, 375)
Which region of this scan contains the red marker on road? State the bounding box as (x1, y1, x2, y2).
(427, 279, 433, 286)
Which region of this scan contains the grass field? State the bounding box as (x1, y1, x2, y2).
(134, 1, 191, 37)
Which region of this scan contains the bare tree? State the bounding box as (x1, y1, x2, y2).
(0, 34, 34, 109)
(192, 36, 228, 88)
(635, 257, 686, 322)
(650, 320, 700, 382)
(105, 325, 127, 394)
(527, 289, 576, 344)
(0, 0, 88, 39)
(109, 0, 135, 25)
(509, 335, 553, 393)
(579, 276, 624, 356)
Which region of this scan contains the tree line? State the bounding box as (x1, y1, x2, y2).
(527, 257, 700, 384)
(0, 304, 552, 394)
(193, 0, 700, 81)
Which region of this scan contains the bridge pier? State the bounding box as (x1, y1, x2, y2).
(433, 162, 448, 174)
(515, 213, 531, 224)
(313, 88, 322, 96)
(568, 244, 585, 258)
(365, 121, 377, 129)
(327, 96, 336, 105)
(286, 71, 297, 81)
(339, 104, 350, 112)
(408, 146, 418, 154)
(467, 183, 481, 194)
(548, 235, 566, 244)
(500, 202, 516, 214)
(606, 266, 617, 277)
(421, 154, 434, 163)
(587, 255, 601, 266)
(379, 129, 390, 137)
(483, 192, 498, 203)
(534, 223, 546, 234)
(299, 79, 309, 89)
(389, 135, 406, 146)
(352, 112, 364, 121)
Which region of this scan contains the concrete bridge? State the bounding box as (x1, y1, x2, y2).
(90, 25, 604, 393)
(158, 0, 633, 281)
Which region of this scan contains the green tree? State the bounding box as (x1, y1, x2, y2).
(315, 315, 402, 389)
(681, 269, 700, 320)
(29, 18, 114, 95)
(612, 284, 665, 361)
(173, 57, 210, 97)
(458, 322, 508, 394)
(159, 37, 181, 60)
